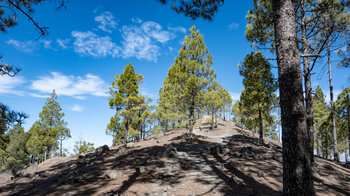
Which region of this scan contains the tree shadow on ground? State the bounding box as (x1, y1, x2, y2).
(1, 132, 349, 195)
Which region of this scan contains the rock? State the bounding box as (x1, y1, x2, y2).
(324, 164, 334, 171)
(77, 155, 86, 165)
(163, 145, 178, 157)
(118, 146, 128, 154)
(209, 146, 222, 155)
(222, 147, 230, 155)
(96, 145, 109, 155)
(240, 146, 253, 154)
(231, 151, 242, 158)
(180, 159, 192, 170)
(138, 166, 147, 173)
(257, 171, 264, 178)
(103, 170, 123, 180)
(70, 163, 77, 168)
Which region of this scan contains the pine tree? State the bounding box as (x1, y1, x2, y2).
(219, 88, 232, 121)
(32, 90, 70, 159)
(157, 26, 216, 134)
(108, 63, 143, 144)
(238, 51, 278, 144)
(272, 0, 314, 194)
(336, 87, 350, 160)
(26, 121, 46, 163)
(0, 125, 30, 177)
(231, 100, 244, 127)
(313, 86, 328, 157)
(73, 139, 95, 156)
(204, 81, 223, 130)
(246, 0, 349, 163)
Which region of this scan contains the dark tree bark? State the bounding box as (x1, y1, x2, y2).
(327, 41, 339, 162)
(272, 0, 314, 194)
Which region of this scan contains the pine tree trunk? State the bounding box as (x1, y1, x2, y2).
(258, 109, 264, 144)
(211, 111, 214, 130)
(272, 0, 314, 194)
(189, 98, 195, 134)
(316, 134, 320, 157)
(124, 118, 128, 144)
(60, 138, 63, 157)
(301, 0, 314, 163)
(328, 41, 339, 162)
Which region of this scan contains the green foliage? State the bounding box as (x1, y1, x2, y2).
(335, 87, 350, 158)
(231, 100, 243, 125)
(107, 63, 149, 144)
(26, 121, 45, 162)
(26, 90, 69, 160)
(156, 26, 216, 132)
(159, 0, 224, 21)
(73, 139, 95, 156)
(238, 51, 278, 143)
(0, 125, 30, 176)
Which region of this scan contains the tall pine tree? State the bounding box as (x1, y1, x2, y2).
(239, 51, 277, 144)
(107, 63, 143, 144)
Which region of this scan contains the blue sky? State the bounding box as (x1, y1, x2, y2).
(0, 0, 348, 154)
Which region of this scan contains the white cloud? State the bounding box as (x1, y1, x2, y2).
(31, 72, 108, 99)
(0, 75, 25, 95)
(65, 18, 184, 61)
(168, 26, 187, 33)
(229, 92, 241, 102)
(141, 21, 173, 43)
(131, 18, 142, 24)
(6, 39, 38, 53)
(71, 104, 83, 112)
(71, 31, 119, 58)
(94, 11, 117, 33)
(57, 39, 70, 49)
(228, 23, 239, 30)
(120, 21, 179, 61)
(39, 40, 52, 49)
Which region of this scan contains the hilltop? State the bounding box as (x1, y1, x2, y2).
(1, 116, 349, 195)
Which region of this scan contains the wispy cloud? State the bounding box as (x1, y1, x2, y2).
(120, 20, 184, 61)
(39, 40, 53, 49)
(228, 22, 239, 30)
(6, 39, 38, 53)
(71, 104, 83, 112)
(94, 11, 117, 33)
(57, 39, 70, 49)
(0, 75, 25, 95)
(71, 31, 120, 58)
(168, 26, 186, 33)
(31, 72, 108, 99)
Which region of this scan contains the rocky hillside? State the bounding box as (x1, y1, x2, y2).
(0, 117, 350, 196)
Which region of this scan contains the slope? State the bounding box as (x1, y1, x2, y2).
(0, 116, 349, 195)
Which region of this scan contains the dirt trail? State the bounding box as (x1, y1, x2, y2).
(0, 116, 349, 196)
